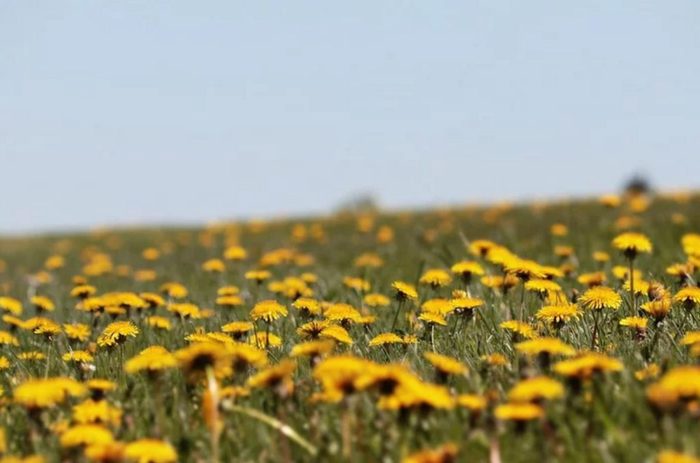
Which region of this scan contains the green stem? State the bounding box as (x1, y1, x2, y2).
(224, 404, 318, 457)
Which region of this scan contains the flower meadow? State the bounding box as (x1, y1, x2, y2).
(1, 191, 700, 463)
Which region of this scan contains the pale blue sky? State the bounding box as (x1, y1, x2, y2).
(1, 1, 698, 233)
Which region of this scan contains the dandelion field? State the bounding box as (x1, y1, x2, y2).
(1, 192, 700, 463)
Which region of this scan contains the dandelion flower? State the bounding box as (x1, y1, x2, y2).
(363, 293, 390, 308)
(578, 287, 622, 311)
(494, 402, 544, 421)
(508, 376, 564, 402)
(392, 281, 418, 301)
(250, 300, 287, 322)
(612, 232, 652, 259)
(97, 321, 139, 348)
(515, 338, 576, 358)
(674, 287, 700, 310)
(124, 439, 177, 463)
(424, 352, 468, 377)
(60, 424, 114, 448)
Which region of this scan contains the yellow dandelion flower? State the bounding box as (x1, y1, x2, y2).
(290, 340, 335, 358)
(635, 364, 660, 381)
(578, 286, 622, 310)
(0, 297, 23, 315)
(125, 346, 177, 374)
(30, 296, 55, 312)
(674, 287, 700, 310)
(216, 295, 243, 307)
(60, 424, 113, 448)
(481, 353, 508, 367)
(354, 252, 384, 268)
(500, 320, 538, 339)
(318, 324, 353, 344)
(175, 342, 232, 377)
(247, 359, 296, 390)
(291, 297, 321, 316)
(72, 399, 122, 426)
(424, 352, 468, 376)
(450, 261, 484, 281)
(469, 239, 498, 257)
(313, 355, 373, 399)
(62, 350, 94, 363)
(124, 439, 177, 463)
(419, 268, 452, 288)
(553, 352, 623, 380)
(619, 316, 648, 330)
(515, 338, 576, 357)
(159, 282, 188, 299)
(324, 303, 362, 324)
(0, 330, 19, 346)
(508, 376, 564, 402)
(70, 284, 97, 299)
(244, 269, 272, 283)
(681, 331, 700, 346)
(392, 281, 418, 301)
(343, 276, 370, 292)
(418, 311, 448, 326)
(221, 321, 254, 337)
(63, 323, 91, 342)
(612, 232, 652, 259)
(421, 298, 454, 315)
(223, 245, 247, 261)
(641, 297, 672, 320)
(250, 300, 287, 322)
(363, 293, 390, 308)
(97, 321, 139, 347)
(402, 443, 458, 463)
(14, 377, 87, 409)
(147, 316, 172, 331)
(535, 305, 580, 325)
(657, 450, 700, 463)
(525, 279, 561, 295)
(494, 402, 543, 421)
(577, 272, 606, 287)
(248, 332, 282, 348)
(369, 332, 404, 346)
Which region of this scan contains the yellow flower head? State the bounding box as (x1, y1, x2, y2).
(392, 281, 418, 301)
(674, 287, 700, 309)
(291, 297, 321, 316)
(125, 346, 177, 374)
(364, 293, 391, 308)
(578, 286, 622, 311)
(14, 377, 87, 409)
(535, 305, 580, 325)
(60, 424, 113, 448)
(450, 261, 484, 280)
(500, 320, 538, 339)
(612, 232, 652, 258)
(494, 402, 544, 421)
(403, 443, 458, 463)
(619, 316, 648, 330)
(369, 332, 405, 346)
(97, 321, 139, 348)
(553, 352, 623, 379)
(250, 299, 287, 322)
(424, 352, 468, 376)
(508, 376, 564, 402)
(124, 439, 177, 463)
(515, 337, 576, 357)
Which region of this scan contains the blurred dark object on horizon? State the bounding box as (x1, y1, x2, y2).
(335, 193, 379, 214)
(624, 174, 652, 196)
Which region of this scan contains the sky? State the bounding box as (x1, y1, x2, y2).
(1, 1, 698, 234)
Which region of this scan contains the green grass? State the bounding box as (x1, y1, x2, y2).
(1, 192, 699, 463)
